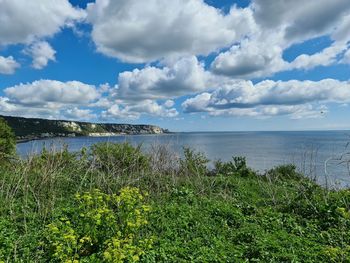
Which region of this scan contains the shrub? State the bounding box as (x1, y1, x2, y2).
(0, 218, 17, 262)
(180, 147, 209, 176)
(45, 187, 153, 262)
(91, 142, 150, 175)
(32, 144, 79, 169)
(214, 156, 252, 177)
(0, 118, 15, 160)
(281, 181, 350, 229)
(322, 246, 350, 262)
(265, 164, 303, 181)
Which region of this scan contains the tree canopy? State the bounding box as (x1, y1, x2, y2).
(0, 117, 15, 159)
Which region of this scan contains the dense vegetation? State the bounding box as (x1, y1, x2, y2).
(0, 121, 350, 261)
(0, 118, 16, 160)
(0, 115, 167, 140)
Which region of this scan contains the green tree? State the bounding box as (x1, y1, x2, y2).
(0, 118, 15, 159)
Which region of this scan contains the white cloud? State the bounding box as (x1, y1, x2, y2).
(1, 78, 179, 121)
(116, 56, 212, 101)
(211, 36, 287, 78)
(2, 0, 350, 123)
(24, 41, 56, 69)
(164, 100, 175, 108)
(0, 1, 84, 74)
(85, 0, 350, 78)
(186, 102, 326, 119)
(290, 42, 348, 70)
(0, 56, 20, 74)
(182, 93, 212, 113)
(252, 0, 350, 42)
(0, 96, 61, 119)
(130, 100, 178, 117)
(102, 100, 178, 120)
(332, 14, 350, 42)
(0, 0, 85, 46)
(64, 107, 97, 120)
(261, 105, 328, 119)
(182, 79, 350, 118)
(102, 104, 140, 120)
(4, 80, 100, 107)
(211, 0, 350, 78)
(0, 98, 99, 121)
(0, 97, 20, 113)
(86, 0, 254, 63)
(341, 48, 350, 64)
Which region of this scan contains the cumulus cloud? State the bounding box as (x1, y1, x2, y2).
(64, 107, 97, 120)
(200, 104, 326, 119)
(102, 105, 140, 120)
(290, 43, 348, 70)
(0, 0, 85, 46)
(0, 99, 100, 121)
(0, 56, 20, 74)
(182, 93, 212, 113)
(2, 0, 350, 123)
(24, 41, 56, 69)
(86, 0, 254, 63)
(182, 99, 326, 119)
(129, 100, 178, 117)
(0, 96, 62, 119)
(261, 105, 328, 119)
(84, 0, 350, 79)
(0, 1, 85, 75)
(211, 0, 350, 78)
(164, 100, 175, 108)
(341, 48, 350, 64)
(4, 80, 100, 107)
(0, 79, 179, 121)
(182, 79, 350, 118)
(115, 56, 212, 101)
(252, 0, 350, 42)
(102, 100, 178, 120)
(332, 14, 350, 42)
(211, 36, 287, 78)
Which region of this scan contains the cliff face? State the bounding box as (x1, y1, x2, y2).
(0, 115, 169, 141)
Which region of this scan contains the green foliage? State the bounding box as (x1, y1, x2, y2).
(0, 143, 350, 262)
(213, 156, 253, 177)
(91, 142, 150, 175)
(0, 218, 17, 261)
(1, 115, 164, 139)
(180, 147, 209, 176)
(266, 164, 303, 181)
(0, 118, 15, 160)
(45, 187, 152, 262)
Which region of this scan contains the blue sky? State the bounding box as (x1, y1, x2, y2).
(0, 0, 350, 131)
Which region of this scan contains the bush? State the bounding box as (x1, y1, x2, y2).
(91, 142, 150, 175)
(0, 218, 17, 262)
(214, 156, 252, 177)
(180, 147, 209, 176)
(0, 118, 15, 160)
(265, 164, 303, 181)
(2, 140, 350, 262)
(45, 187, 153, 262)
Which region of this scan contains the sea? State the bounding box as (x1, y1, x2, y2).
(17, 131, 350, 188)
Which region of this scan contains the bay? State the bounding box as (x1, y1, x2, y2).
(17, 131, 350, 188)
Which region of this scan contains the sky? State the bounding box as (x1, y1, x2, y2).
(0, 0, 350, 132)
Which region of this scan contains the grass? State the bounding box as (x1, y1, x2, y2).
(0, 142, 350, 262)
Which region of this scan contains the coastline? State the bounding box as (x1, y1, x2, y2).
(1, 114, 171, 144)
(16, 131, 174, 144)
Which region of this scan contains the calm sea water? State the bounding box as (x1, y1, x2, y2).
(17, 131, 350, 188)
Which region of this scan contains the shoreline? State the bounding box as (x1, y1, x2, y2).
(16, 132, 174, 144)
